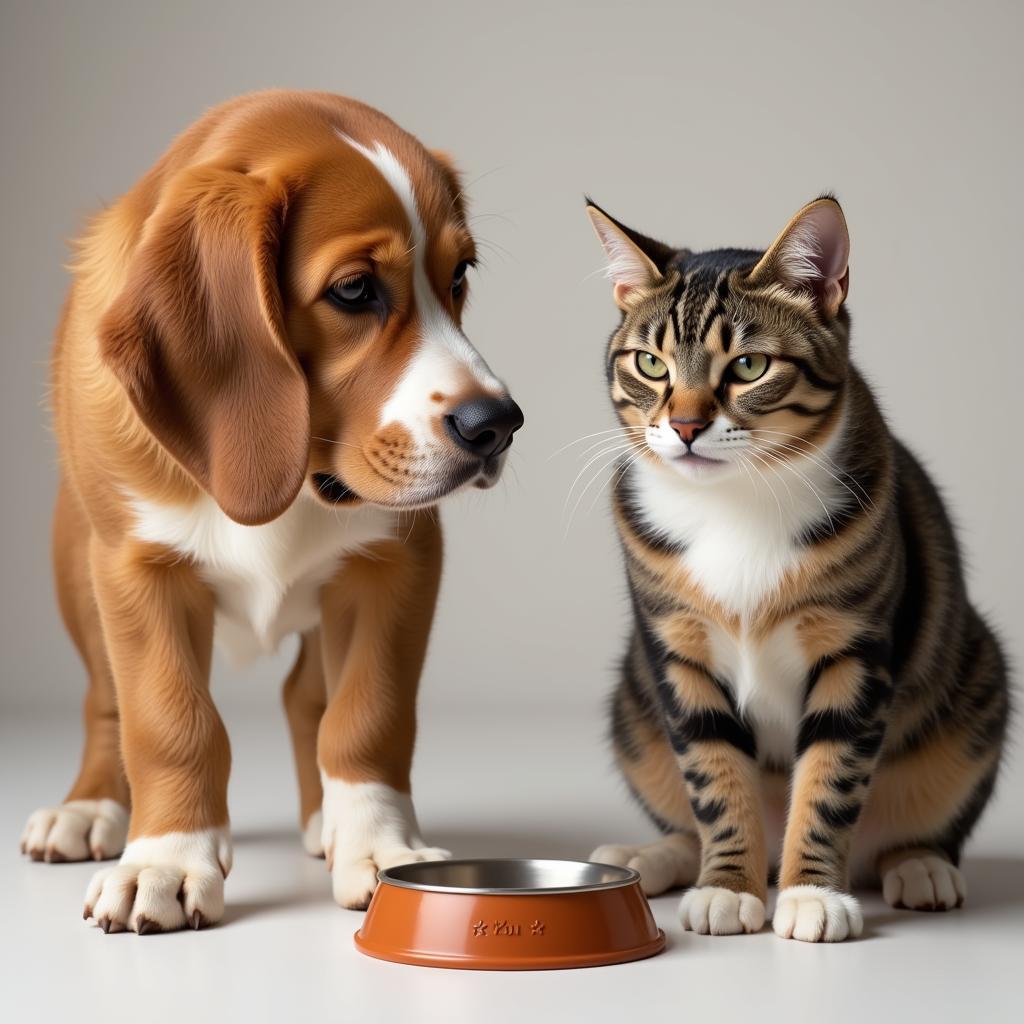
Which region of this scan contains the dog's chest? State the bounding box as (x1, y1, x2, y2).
(130, 493, 396, 664)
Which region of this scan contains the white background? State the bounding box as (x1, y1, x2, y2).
(1, 2, 1021, 1021)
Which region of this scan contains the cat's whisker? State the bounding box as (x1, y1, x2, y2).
(562, 440, 648, 534)
(561, 439, 647, 518)
(740, 449, 785, 532)
(732, 450, 771, 522)
(549, 426, 646, 460)
(566, 448, 647, 536)
(717, 440, 803, 513)
(586, 445, 650, 517)
(749, 429, 874, 509)
(576, 429, 649, 461)
(750, 444, 837, 535)
(745, 438, 870, 515)
(749, 431, 869, 494)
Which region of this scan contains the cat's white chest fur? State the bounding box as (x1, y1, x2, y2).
(704, 618, 808, 765)
(629, 456, 837, 761)
(130, 490, 397, 665)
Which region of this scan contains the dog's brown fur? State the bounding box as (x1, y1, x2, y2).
(28, 91, 514, 929)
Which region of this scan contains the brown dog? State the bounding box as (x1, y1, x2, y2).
(20, 90, 523, 933)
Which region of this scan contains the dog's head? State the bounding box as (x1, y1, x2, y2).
(100, 94, 522, 525)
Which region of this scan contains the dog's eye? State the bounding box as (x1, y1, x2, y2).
(451, 260, 471, 300)
(730, 353, 771, 382)
(328, 275, 376, 309)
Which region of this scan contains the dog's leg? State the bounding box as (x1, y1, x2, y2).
(22, 481, 130, 863)
(317, 512, 449, 910)
(82, 539, 231, 934)
(282, 628, 328, 856)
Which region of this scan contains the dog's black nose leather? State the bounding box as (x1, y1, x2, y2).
(445, 396, 524, 458)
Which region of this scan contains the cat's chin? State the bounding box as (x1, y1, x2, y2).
(656, 451, 734, 482)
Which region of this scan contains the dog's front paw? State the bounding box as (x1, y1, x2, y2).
(320, 779, 450, 910)
(679, 886, 765, 935)
(21, 799, 128, 862)
(83, 828, 231, 934)
(773, 884, 863, 942)
(302, 810, 325, 857)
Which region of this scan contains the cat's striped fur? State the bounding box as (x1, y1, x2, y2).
(586, 196, 1009, 942)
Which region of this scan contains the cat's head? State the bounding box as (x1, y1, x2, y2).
(587, 196, 851, 483)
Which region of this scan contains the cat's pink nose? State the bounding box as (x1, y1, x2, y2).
(670, 418, 709, 445)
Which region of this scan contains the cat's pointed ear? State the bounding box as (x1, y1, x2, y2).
(748, 196, 850, 318)
(586, 200, 673, 310)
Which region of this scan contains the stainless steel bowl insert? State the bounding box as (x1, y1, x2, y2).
(378, 858, 640, 895)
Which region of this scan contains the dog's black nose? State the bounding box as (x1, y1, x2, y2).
(445, 396, 524, 458)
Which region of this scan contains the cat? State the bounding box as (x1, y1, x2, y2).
(584, 195, 1009, 942)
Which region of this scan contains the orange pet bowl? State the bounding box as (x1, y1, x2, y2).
(354, 858, 665, 970)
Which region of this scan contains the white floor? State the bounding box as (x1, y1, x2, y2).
(2, 698, 1021, 1024)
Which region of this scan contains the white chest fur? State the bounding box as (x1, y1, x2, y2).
(704, 618, 808, 765)
(628, 457, 839, 762)
(130, 491, 397, 665)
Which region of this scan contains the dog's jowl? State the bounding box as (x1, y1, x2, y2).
(21, 90, 523, 933)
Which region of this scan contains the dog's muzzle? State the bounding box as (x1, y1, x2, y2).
(444, 396, 524, 459)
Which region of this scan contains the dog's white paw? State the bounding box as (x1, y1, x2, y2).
(302, 810, 324, 857)
(21, 799, 128, 862)
(320, 778, 450, 910)
(591, 834, 698, 896)
(83, 828, 231, 934)
(773, 884, 863, 942)
(679, 886, 766, 935)
(882, 854, 965, 911)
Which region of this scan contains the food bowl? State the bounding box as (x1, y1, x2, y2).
(354, 858, 665, 970)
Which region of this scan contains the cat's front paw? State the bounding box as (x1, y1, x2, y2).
(773, 884, 863, 942)
(679, 886, 765, 935)
(882, 854, 965, 911)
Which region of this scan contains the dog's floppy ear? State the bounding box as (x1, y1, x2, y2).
(100, 166, 309, 526)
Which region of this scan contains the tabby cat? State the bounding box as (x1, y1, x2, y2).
(585, 196, 1009, 942)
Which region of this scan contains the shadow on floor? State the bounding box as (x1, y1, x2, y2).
(958, 856, 1024, 909)
(228, 825, 1024, 933)
(220, 890, 330, 926)
(232, 822, 601, 861)
(232, 825, 306, 847)
(430, 825, 596, 861)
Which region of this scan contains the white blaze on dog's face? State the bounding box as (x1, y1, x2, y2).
(279, 129, 522, 510)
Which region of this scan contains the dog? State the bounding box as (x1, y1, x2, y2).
(20, 90, 523, 933)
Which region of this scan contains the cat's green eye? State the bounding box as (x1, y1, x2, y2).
(730, 353, 771, 382)
(635, 351, 669, 381)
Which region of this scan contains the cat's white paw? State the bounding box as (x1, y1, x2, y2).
(882, 854, 965, 911)
(320, 778, 449, 910)
(773, 884, 863, 942)
(679, 886, 765, 935)
(84, 828, 231, 934)
(591, 834, 698, 896)
(21, 799, 128, 862)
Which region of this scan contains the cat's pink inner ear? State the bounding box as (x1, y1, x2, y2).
(755, 199, 851, 316)
(587, 207, 662, 309)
